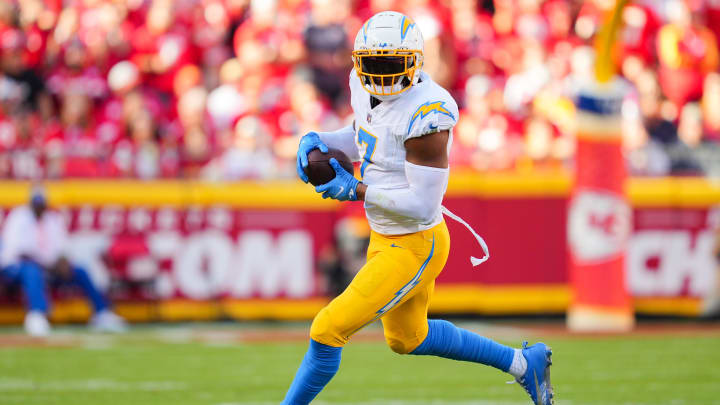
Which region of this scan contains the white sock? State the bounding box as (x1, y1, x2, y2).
(507, 348, 528, 378)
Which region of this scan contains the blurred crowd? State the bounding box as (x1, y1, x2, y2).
(1, 0, 720, 180)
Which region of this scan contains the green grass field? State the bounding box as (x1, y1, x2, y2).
(1, 321, 719, 405)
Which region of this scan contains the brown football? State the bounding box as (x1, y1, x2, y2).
(304, 148, 355, 186)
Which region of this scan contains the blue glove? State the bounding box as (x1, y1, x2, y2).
(315, 158, 360, 201)
(296, 132, 329, 183)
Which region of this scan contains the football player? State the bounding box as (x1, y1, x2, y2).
(284, 11, 553, 405)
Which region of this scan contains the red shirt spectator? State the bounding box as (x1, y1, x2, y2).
(707, 0, 720, 45)
(657, 3, 719, 107)
(618, 3, 661, 65)
(130, 3, 198, 95)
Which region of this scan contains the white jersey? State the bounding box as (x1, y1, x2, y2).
(0, 206, 68, 268)
(349, 70, 459, 235)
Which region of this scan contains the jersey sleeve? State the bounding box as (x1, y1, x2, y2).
(403, 96, 459, 142)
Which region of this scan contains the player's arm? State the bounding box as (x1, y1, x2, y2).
(356, 130, 449, 223)
(0, 209, 25, 267)
(403, 129, 449, 168)
(297, 123, 360, 183)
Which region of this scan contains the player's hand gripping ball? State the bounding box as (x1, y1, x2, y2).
(296, 132, 329, 183)
(304, 148, 354, 185)
(315, 158, 360, 201)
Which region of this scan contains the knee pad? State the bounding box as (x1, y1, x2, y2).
(385, 334, 414, 354)
(383, 319, 429, 355)
(309, 307, 347, 347)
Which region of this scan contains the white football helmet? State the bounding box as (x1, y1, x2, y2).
(352, 11, 424, 101)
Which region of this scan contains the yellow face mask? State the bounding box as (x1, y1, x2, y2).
(351, 49, 423, 97)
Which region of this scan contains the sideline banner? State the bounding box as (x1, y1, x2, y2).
(0, 177, 717, 323)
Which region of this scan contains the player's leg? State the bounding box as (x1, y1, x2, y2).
(386, 294, 536, 405)
(64, 264, 127, 332)
(381, 279, 435, 354)
(68, 265, 109, 312)
(382, 222, 553, 404)
(11, 260, 50, 313)
(383, 281, 521, 372)
(379, 221, 447, 354)
(408, 317, 554, 404)
(379, 223, 517, 373)
(409, 319, 519, 372)
(282, 230, 430, 405)
(2, 260, 51, 336)
(382, 289, 556, 405)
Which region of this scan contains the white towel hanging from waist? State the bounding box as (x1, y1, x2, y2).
(441, 205, 490, 267)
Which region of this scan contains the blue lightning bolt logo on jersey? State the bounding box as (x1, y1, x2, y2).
(407, 101, 455, 136)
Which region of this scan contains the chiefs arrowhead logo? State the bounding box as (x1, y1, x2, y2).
(568, 189, 632, 264)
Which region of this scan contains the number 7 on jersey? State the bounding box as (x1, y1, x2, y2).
(357, 127, 377, 178)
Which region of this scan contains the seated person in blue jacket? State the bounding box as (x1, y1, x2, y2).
(0, 188, 126, 336)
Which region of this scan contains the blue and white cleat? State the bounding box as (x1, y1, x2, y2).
(516, 341, 554, 405)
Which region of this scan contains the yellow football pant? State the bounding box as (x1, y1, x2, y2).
(310, 220, 450, 354)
